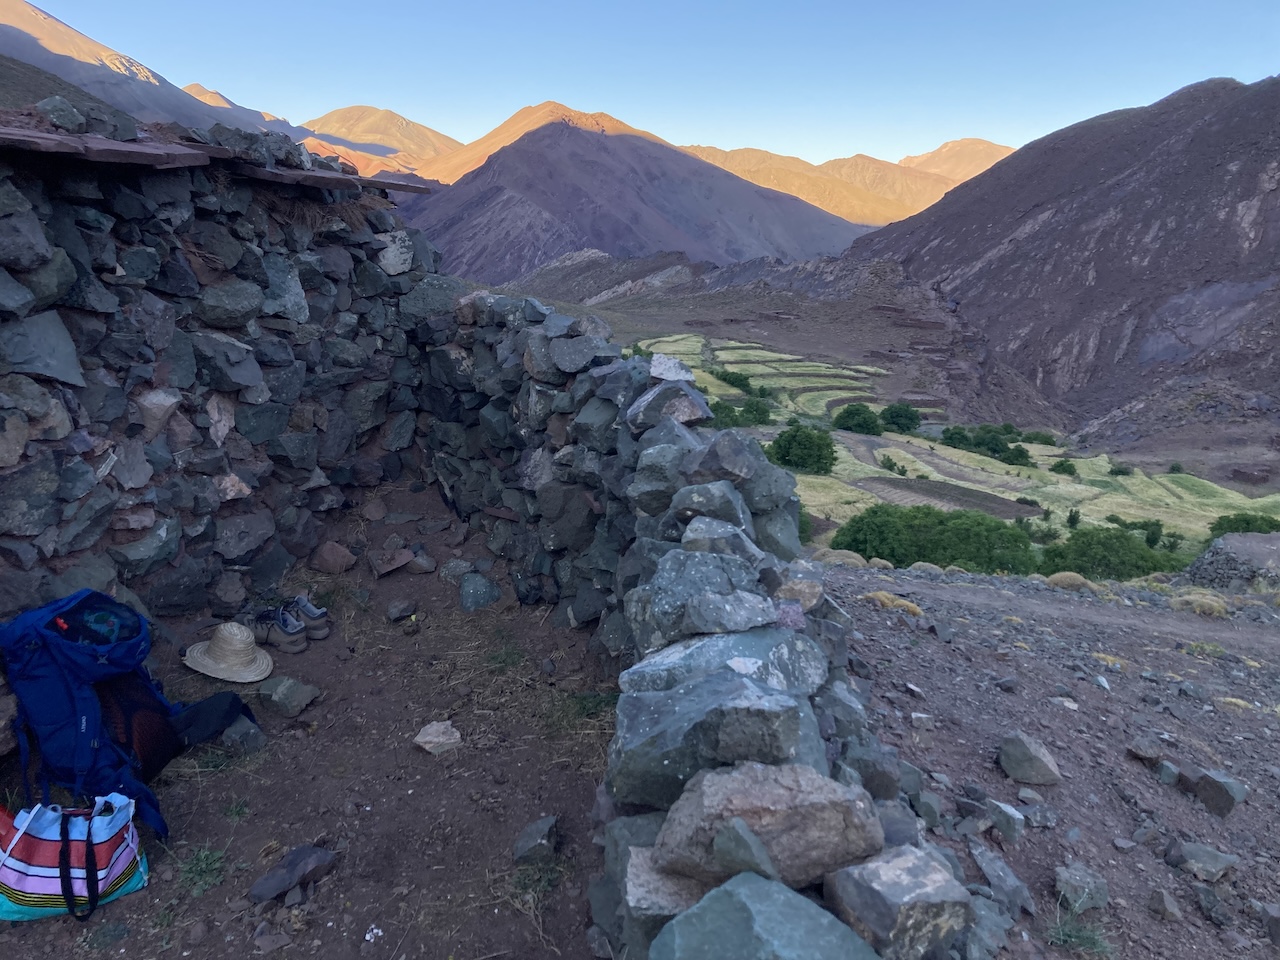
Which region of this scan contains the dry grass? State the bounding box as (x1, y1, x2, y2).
(861, 591, 923, 617)
(1046, 572, 1099, 593)
(1170, 590, 1229, 618)
(258, 189, 395, 233)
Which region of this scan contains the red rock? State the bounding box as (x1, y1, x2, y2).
(309, 541, 356, 575)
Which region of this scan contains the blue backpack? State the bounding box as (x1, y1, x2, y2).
(0, 590, 176, 838)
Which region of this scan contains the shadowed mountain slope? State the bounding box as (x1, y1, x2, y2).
(397, 122, 872, 284)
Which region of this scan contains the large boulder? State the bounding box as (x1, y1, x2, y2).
(825, 846, 972, 960)
(649, 873, 878, 960)
(652, 763, 883, 889)
(1185, 533, 1280, 590)
(618, 628, 828, 697)
(607, 672, 812, 809)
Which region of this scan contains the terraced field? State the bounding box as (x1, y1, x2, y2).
(639, 334, 883, 417)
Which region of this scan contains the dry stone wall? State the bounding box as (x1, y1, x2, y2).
(0, 133, 980, 958)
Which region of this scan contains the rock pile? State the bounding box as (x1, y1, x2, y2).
(1183, 533, 1280, 591)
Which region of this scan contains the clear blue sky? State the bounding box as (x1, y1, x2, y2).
(34, 0, 1280, 163)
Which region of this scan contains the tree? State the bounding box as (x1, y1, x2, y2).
(1168, 462, 1184, 474)
(1040, 527, 1180, 581)
(740, 397, 772, 426)
(830, 503, 1035, 574)
(1049, 459, 1077, 476)
(1000, 444, 1034, 467)
(1208, 513, 1280, 537)
(1066, 508, 1081, 529)
(833, 403, 882, 435)
(767, 425, 836, 475)
(879, 402, 921, 434)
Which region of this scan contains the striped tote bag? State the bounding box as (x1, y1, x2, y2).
(0, 793, 148, 921)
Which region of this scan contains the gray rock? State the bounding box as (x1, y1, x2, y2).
(235, 402, 291, 445)
(0, 407, 26, 467)
(825, 845, 972, 960)
(877, 801, 920, 848)
(669, 481, 756, 538)
(711, 816, 780, 882)
(1164, 840, 1238, 882)
(620, 846, 708, 952)
(439, 558, 475, 583)
(753, 506, 802, 561)
(968, 839, 1035, 917)
(0, 266, 35, 319)
(35, 95, 86, 132)
(1185, 533, 1280, 589)
(606, 672, 808, 809)
(0, 310, 84, 386)
(111, 438, 154, 490)
(196, 278, 265, 329)
(107, 516, 180, 578)
(513, 815, 559, 865)
(998, 730, 1062, 785)
(624, 549, 760, 655)
(649, 872, 878, 960)
(261, 253, 308, 323)
(214, 510, 276, 560)
(17, 248, 76, 311)
(985, 800, 1025, 845)
(387, 598, 417, 622)
(681, 590, 778, 635)
(962, 897, 1015, 960)
(459, 573, 502, 612)
(627, 443, 688, 515)
(625, 380, 714, 434)
(1149, 889, 1182, 921)
(1196, 770, 1249, 818)
(618, 627, 828, 697)
(248, 846, 337, 904)
(189, 330, 264, 392)
(681, 516, 769, 567)
(653, 762, 884, 888)
(0, 210, 52, 271)
(1055, 861, 1108, 912)
(221, 715, 267, 754)
(258, 677, 321, 719)
(374, 230, 416, 276)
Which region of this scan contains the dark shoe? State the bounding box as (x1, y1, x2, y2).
(284, 595, 330, 640)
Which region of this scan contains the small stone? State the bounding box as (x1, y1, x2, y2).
(248, 846, 337, 903)
(1149, 889, 1182, 921)
(1127, 735, 1163, 765)
(1164, 840, 1238, 882)
(1195, 770, 1249, 818)
(258, 677, 321, 719)
(221, 715, 267, 754)
(1113, 838, 1136, 852)
(387, 599, 417, 622)
(1016, 788, 1044, 804)
(439, 557, 475, 584)
(309, 541, 356, 574)
(995, 676, 1018, 693)
(986, 800, 1025, 845)
(513, 815, 559, 865)
(1055, 862, 1108, 912)
(414, 721, 461, 755)
(1155, 761, 1180, 785)
(459, 573, 502, 612)
(998, 730, 1062, 785)
(368, 547, 414, 577)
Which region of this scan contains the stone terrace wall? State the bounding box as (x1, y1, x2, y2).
(0, 133, 976, 958)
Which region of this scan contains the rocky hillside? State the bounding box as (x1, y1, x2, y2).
(303, 105, 461, 176)
(849, 76, 1280, 421)
(396, 122, 873, 284)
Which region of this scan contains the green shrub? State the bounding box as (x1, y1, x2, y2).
(1208, 513, 1280, 537)
(1108, 464, 1133, 476)
(625, 344, 654, 360)
(740, 397, 772, 426)
(833, 402, 882, 435)
(879, 402, 921, 433)
(1049, 459, 1077, 476)
(880, 454, 908, 476)
(1168, 462, 1184, 474)
(767, 425, 836, 475)
(1022, 431, 1057, 445)
(708, 367, 753, 393)
(830, 504, 1036, 574)
(1040, 527, 1182, 580)
(709, 400, 742, 428)
(1002, 444, 1034, 467)
(798, 509, 813, 544)
(1066, 508, 1081, 529)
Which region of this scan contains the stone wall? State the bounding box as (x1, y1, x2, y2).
(0, 132, 975, 958)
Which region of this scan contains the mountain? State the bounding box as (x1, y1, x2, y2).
(180, 82, 308, 137)
(850, 77, 1280, 419)
(396, 121, 873, 285)
(0, 0, 224, 126)
(416, 101, 658, 185)
(898, 137, 1015, 181)
(300, 106, 461, 177)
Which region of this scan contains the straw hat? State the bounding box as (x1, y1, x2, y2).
(183, 622, 273, 683)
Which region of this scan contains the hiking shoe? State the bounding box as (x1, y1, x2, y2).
(283, 595, 330, 640)
(239, 607, 308, 654)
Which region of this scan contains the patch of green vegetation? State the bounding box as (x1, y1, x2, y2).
(1185, 641, 1227, 658)
(179, 843, 226, 897)
(1049, 459, 1078, 476)
(710, 396, 772, 428)
(879, 402, 921, 433)
(768, 425, 836, 474)
(831, 504, 1037, 574)
(1046, 901, 1113, 957)
(833, 402, 883, 435)
(224, 797, 249, 823)
(487, 640, 524, 674)
(1209, 512, 1280, 537)
(1041, 527, 1186, 581)
(940, 424, 1035, 466)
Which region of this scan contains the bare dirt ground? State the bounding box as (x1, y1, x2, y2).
(826, 565, 1280, 958)
(0, 484, 611, 960)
